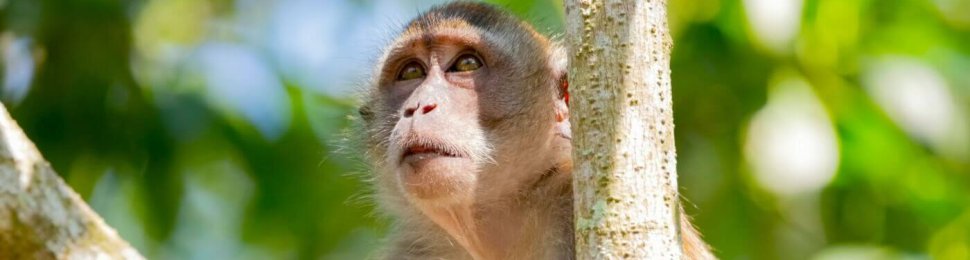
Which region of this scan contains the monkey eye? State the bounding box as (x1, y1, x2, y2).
(397, 62, 426, 81)
(449, 54, 483, 72)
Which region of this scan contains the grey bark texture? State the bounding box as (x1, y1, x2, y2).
(0, 103, 143, 259)
(564, 0, 682, 259)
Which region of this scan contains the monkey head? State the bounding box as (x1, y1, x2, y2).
(360, 2, 570, 211)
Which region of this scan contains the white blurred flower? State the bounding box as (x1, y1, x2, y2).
(744, 0, 803, 54)
(745, 73, 839, 196)
(862, 57, 969, 160)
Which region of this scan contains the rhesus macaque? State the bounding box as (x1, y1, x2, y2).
(358, 2, 713, 259)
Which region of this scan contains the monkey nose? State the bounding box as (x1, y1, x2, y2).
(421, 103, 437, 114)
(403, 103, 438, 118)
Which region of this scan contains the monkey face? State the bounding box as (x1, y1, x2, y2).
(364, 7, 568, 208)
(374, 36, 554, 203)
(379, 38, 496, 203)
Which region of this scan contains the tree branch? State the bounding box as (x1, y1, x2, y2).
(0, 103, 143, 259)
(565, 0, 682, 258)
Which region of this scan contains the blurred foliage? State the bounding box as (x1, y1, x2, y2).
(0, 0, 968, 259)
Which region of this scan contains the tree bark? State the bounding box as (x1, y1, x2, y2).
(0, 103, 143, 259)
(564, 0, 681, 259)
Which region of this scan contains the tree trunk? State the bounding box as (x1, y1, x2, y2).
(0, 103, 143, 259)
(564, 0, 681, 259)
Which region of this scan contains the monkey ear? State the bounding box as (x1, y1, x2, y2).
(554, 73, 569, 122)
(550, 43, 570, 138)
(554, 73, 571, 140)
(554, 73, 569, 121)
(557, 74, 569, 106)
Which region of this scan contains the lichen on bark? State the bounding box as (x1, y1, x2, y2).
(0, 103, 143, 259)
(565, 0, 682, 259)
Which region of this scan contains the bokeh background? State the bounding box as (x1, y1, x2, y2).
(1, 0, 968, 259)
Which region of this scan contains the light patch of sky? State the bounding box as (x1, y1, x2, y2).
(158, 161, 281, 260)
(266, 0, 450, 96)
(89, 171, 151, 255)
(194, 42, 292, 140)
(268, 0, 346, 95)
(1, 36, 34, 105)
(745, 72, 839, 196)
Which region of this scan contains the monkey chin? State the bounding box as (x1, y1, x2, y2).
(398, 152, 477, 205)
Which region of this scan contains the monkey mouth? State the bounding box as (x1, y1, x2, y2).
(399, 139, 468, 167)
(403, 144, 459, 158)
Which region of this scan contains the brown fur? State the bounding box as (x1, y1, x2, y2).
(360, 2, 712, 259)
